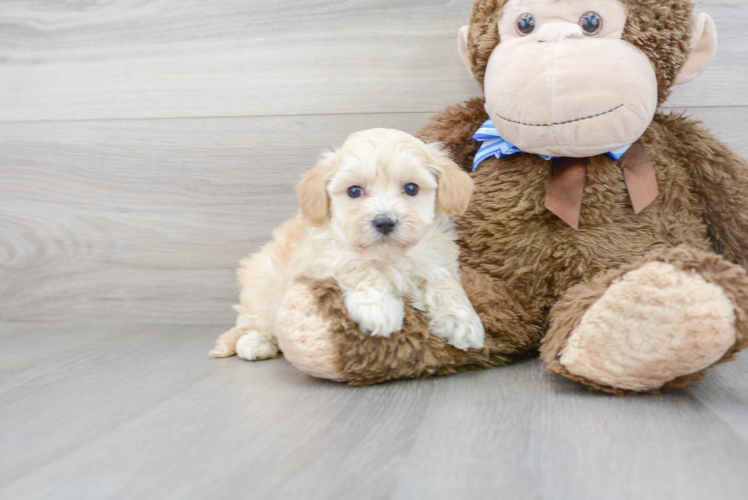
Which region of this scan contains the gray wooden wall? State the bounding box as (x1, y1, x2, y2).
(1, 0, 747, 325)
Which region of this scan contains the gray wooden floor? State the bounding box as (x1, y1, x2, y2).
(1, 322, 747, 500)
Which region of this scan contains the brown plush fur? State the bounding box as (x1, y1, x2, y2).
(422, 100, 714, 316)
(540, 246, 748, 395)
(304, 267, 543, 386)
(306, 101, 748, 389)
(281, 0, 748, 392)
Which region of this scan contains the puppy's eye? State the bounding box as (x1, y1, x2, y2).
(580, 12, 602, 36)
(516, 13, 536, 36)
(347, 186, 364, 198)
(404, 183, 419, 196)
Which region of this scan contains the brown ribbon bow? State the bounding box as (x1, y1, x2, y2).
(544, 140, 659, 230)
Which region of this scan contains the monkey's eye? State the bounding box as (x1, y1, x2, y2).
(579, 12, 602, 36)
(516, 13, 536, 36)
(348, 186, 364, 198)
(404, 183, 419, 196)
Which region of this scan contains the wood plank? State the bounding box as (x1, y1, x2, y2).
(689, 351, 748, 442)
(0, 324, 234, 489)
(0, 323, 431, 499)
(0, 0, 745, 122)
(1, 323, 747, 499)
(0, 322, 145, 378)
(0, 112, 432, 324)
(390, 360, 748, 500)
(2, 107, 746, 324)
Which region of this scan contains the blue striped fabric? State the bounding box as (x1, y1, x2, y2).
(472, 119, 632, 171)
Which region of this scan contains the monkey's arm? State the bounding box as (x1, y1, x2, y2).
(673, 116, 748, 267)
(416, 98, 488, 172)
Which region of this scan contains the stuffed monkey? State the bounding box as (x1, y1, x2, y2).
(271, 0, 748, 394)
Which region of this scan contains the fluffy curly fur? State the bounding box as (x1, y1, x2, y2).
(282, 104, 748, 392)
(211, 129, 485, 360)
(272, 0, 748, 393)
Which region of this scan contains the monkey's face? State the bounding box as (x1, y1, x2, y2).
(481, 0, 657, 158)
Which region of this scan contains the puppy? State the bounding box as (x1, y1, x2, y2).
(210, 128, 485, 361)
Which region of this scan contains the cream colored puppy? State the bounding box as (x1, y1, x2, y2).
(210, 128, 485, 361)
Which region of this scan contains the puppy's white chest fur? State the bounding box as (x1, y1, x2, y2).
(367, 217, 461, 301)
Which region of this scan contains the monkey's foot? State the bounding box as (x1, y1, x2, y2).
(542, 247, 748, 394)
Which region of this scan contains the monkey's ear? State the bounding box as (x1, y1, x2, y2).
(675, 13, 718, 86)
(297, 154, 333, 226)
(457, 26, 473, 77)
(428, 143, 474, 216)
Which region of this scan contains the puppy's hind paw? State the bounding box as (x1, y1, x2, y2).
(344, 291, 404, 338)
(430, 309, 485, 351)
(236, 331, 280, 361)
(209, 326, 248, 358)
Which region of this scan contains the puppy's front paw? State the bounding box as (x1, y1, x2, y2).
(429, 307, 485, 351)
(344, 291, 404, 337)
(236, 331, 280, 361)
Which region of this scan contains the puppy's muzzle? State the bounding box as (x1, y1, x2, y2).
(373, 215, 397, 236)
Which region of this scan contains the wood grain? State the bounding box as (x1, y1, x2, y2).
(0, 113, 432, 323)
(1, 323, 747, 500)
(1, 0, 747, 324)
(2, 107, 746, 324)
(0, 0, 745, 122)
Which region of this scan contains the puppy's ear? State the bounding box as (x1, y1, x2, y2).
(428, 143, 474, 216)
(297, 153, 333, 226)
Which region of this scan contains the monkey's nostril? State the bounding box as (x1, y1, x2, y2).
(373, 216, 397, 235)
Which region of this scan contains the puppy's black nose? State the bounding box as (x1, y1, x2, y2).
(373, 216, 397, 235)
